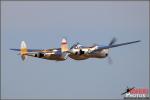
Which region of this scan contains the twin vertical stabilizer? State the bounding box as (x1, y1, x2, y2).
(20, 41, 27, 60)
(61, 38, 69, 52)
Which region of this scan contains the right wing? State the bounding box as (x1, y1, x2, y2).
(10, 48, 44, 52)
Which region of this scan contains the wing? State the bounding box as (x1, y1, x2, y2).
(10, 48, 44, 52)
(91, 40, 141, 53)
(10, 48, 60, 57)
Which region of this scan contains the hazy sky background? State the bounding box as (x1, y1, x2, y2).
(1, 1, 149, 99)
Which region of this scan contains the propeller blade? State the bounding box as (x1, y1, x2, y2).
(108, 56, 113, 64)
(70, 42, 80, 49)
(109, 37, 117, 46)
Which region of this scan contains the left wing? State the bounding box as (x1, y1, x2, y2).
(91, 40, 141, 53)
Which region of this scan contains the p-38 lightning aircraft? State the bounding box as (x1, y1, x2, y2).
(10, 38, 69, 61)
(68, 38, 140, 60)
(10, 38, 140, 61)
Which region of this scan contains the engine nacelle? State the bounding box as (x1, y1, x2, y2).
(101, 49, 109, 57)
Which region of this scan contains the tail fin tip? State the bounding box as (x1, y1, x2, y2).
(61, 38, 69, 52)
(21, 41, 27, 48)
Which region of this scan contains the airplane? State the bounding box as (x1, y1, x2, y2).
(121, 86, 135, 95)
(10, 38, 69, 61)
(68, 38, 141, 60)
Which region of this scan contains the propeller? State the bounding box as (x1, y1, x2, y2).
(70, 42, 80, 49)
(107, 37, 117, 64)
(107, 56, 113, 64)
(109, 37, 117, 46)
